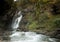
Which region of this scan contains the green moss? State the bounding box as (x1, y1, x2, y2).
(28, 21, 38, 30)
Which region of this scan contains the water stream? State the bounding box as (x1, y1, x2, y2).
(9, 11, 57, 42)
(11, 11, 22, 30)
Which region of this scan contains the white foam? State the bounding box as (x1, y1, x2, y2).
(10, 32, 56, 42)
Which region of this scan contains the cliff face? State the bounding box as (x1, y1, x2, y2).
(0, 0, 60, 39)
(18, 0, 60, 39)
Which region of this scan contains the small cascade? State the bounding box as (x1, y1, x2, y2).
(11, 11, 22, 31)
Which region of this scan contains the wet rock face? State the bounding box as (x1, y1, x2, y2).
(0, 0, 10, 29)
(0, 0, 11, 16)
(0, 0, 16, 30)
(51, 4, 60, 15)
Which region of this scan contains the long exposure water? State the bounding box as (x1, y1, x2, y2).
(11, 11, 22, 30)
(9, 11, 57, 42)
(10, 31, 57, 42)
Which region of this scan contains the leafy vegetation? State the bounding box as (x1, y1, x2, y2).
(14, 0, 60, 32)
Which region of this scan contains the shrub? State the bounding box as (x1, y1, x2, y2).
(54, 19, 60, 28)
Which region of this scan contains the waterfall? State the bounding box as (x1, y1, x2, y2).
(11, 11, 22, 30)
(9, 11, 57, 42)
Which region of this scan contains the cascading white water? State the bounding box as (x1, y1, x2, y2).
(11, 11, 22, 30)
(10, 11, 56, 42)
(10, 32, 56, 42)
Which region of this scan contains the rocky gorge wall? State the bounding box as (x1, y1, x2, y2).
(0, 0, 60, 40)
